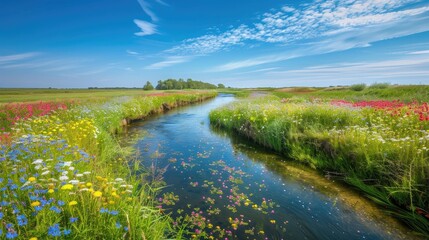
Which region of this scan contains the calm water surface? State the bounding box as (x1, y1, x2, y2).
(123, 95, 413, 240)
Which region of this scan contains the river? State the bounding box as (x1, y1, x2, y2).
(122, 94, 415, 239)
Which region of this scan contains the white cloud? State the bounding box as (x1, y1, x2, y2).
(155, 0, 168, 6)
(145, 56, 191, 69)
(0, 52, 40, 64)
(134, 19, 158, 36)
(265, 55, 429, 84)
(127, 50, 139, 55)
(408, 50, 429, 54)
(137, 0, 158, 22)
(168, 0, 429, 56)
(281, 6, 295, 12)
(212, 54, 298, 72)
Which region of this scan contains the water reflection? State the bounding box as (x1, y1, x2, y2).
(124, 95, 414, 240)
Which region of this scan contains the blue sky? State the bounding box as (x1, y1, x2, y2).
(1, 0, 429, 88)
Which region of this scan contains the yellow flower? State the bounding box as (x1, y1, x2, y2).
(93, 191, 103, 197)
(28, 177, 36, 182)
(61, 184, 74, 191)
(108, 200, 115, 205)
(207, 223, 213, 229)
(48, 189, 54, 194)
(86, 182, 93, 187)
(31, 201, 41, 207)
(258, 230, 265, 235)
(69, 201, 78, 206)
(270, 220, 276, 224)
(30, 237, 38, 240)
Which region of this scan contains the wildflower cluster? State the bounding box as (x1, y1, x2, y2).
(0, 135, 136, 238)
(0, 101, 71, 131)
(210, 96, 429, 227)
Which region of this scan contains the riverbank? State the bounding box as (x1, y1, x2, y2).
(209, 95, 429, 237)
(0, 90, 216, 239)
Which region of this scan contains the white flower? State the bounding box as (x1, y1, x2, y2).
(62, 171, 68, 176)
(115, 178, 124, 182)
(69, 167, 75, 171)
(35, 165, 42, 170)
(75, 174, 83, 177)
(83, 171, 91, 175)
(63, 161, 72, 167)
(32, 159, 43, 165)
(59, 176, 69, 181)
(41, 170, 50, 176)
(69, 180, 79, 185)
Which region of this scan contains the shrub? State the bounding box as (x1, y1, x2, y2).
(350, 83, 366, 91)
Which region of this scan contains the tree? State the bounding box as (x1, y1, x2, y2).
(143, 81, 154, 90)
(217, 83, 225, 89)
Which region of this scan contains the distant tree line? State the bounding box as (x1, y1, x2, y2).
(143, 78, 225, 90)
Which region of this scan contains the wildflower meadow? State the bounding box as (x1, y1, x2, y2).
(0, 91, 216, 239)
(210, 96, 429, 235)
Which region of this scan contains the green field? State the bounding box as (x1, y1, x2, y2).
(210, 85, 429, 236)
(271, 85, 429, 102)
(0, 88, 158, 103)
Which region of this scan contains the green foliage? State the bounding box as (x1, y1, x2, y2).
(272, 85, 429, 103)
(369, 82, 390, 89)
(143, 81, 154, 90)
(350, 83, 366, 91)
(0, 91, 217, 239)
(155, 78, 218, 90)
(209, 96, 429, 236)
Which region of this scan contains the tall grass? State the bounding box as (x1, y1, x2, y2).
(273, 85, 429, 103)
(0, 91, 216, 239)
(210, 96, 429, 236)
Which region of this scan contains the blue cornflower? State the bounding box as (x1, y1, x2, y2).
(50, 206, 61, 214)
(12, 206, 20, 214)
(5, 223, 13, 229)
(48, 224, 61, 237)
(19, 177, 26, 183)
(0, 228, 2, 236)
(115, 222, 121, 229)
(29, 195, 38, 201)
(124, 226, 129, 231)
(5, 230, 18, 239)
(16, 215, 28, 226)
(109, 210, 118, 216)
(63, 229, 71, 235)
(100, 208, 109, 213)
(35, 206, 43, 212)
(57, 200, 65, 206)
(69, 217, 78, 223)
(0, 212, 3, 219)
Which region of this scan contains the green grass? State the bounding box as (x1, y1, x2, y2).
(0, 88, 154, 103)
(0, 90, 217, 239)
(209, 95, 429, 236)
(272, 85, 429, 102)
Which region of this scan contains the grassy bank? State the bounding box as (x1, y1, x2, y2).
(209, 95, 429, 236)
(272, 85, 429, 102)
(0, 90, 216, 239)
